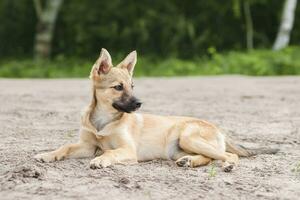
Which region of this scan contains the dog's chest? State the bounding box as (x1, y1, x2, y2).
(91, 109, 114, 131)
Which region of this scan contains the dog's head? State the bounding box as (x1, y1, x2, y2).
(90, 48, 142, 113)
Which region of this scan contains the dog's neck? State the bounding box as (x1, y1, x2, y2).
(90, 103, 121, 131)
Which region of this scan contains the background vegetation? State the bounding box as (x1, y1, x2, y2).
(0, 0, 299, 77)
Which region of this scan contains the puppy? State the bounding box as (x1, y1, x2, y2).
(34, 49, 278, 172)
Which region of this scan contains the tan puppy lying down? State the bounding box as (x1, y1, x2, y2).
(35, 49, 278, 172)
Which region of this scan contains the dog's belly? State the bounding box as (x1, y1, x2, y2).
(136, 132, 183, 161)
(135, 114, 183, 161)
(136, 141, 168, 161)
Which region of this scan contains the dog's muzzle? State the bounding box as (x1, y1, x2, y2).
(112, 96, 142, 113)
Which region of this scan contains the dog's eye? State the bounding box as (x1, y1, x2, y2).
(113, 84, 123, 91)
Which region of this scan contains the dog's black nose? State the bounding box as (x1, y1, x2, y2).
(135, 101, 142, 108)
(129, 96, 142, 110)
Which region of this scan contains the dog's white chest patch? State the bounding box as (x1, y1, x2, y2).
(91, 107, 114, 131)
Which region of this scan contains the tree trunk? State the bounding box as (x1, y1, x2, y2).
(273, 0, 297, 51)
(33, 0, 63, 60)
(243, 0, 253, 50)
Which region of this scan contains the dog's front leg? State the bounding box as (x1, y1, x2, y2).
(90, 147, 137, 169)
(34, 142, 97, 163)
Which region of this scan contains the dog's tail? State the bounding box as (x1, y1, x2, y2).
(225, 138, 279, 157)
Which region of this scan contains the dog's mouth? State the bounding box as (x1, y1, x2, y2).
(112, 97, 142, 113)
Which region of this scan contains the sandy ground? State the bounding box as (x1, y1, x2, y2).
(0, 76, 300, 200)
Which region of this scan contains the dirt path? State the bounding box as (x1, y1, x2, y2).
(0, 76, 300, 200)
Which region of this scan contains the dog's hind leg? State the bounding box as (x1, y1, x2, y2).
(34, 142, 97, 163)
(175, 155, 211, 167)
(170, 149, 211, 168)
(222, 152, 239, 172)
(178, 122, 238, 172)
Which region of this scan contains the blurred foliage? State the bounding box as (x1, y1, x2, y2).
(1, 0, 300, 77)
(0, 0, 36, 57)
(1, 47, 300, 77)
(1, 0, 299, 59)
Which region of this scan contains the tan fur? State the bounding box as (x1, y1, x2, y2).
(34, 49, 277, 172)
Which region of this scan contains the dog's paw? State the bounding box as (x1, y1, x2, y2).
(222, 162, 235, 173)
(90, 156, 112, 169)
(176, 156, 192, 167)
(34, 152, 57, 163)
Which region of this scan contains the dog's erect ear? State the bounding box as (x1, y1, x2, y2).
(90, 48, 112, 78)
(119, 50, 137, 76)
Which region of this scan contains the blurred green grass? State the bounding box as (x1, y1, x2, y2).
(1, 47, 300, 78)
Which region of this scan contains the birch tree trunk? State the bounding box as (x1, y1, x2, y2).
(243, 0, 254, 50)
(273, 0, 297, 50)
(33, 0, 63, 60)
